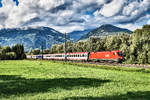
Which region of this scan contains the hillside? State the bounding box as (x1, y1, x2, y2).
(80, 24, 132, 40)
(0, 25, 133, 51)
(0, 27, 65, 51)
(68, 29, 92, 42)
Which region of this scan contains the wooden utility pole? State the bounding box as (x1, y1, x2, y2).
(41, 41, 44, 60)
(64, 33, 67, 61)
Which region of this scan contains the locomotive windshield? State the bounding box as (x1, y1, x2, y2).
(117, 52, 123, 57)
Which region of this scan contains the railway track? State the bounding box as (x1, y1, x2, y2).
(33, 59, 150, 69)
(65, 61, 150, 68)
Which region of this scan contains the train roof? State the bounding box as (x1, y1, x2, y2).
(44, 52, 89, 55)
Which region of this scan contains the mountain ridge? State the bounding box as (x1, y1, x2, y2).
(68, 29, 92, 42)
(0, 25, 132, 51)
(0, 27, 65, 51)
(80, 24, 132, 40)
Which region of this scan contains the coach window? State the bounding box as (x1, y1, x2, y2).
(113, 53, 116, 55)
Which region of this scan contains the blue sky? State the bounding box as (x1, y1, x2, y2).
(0, 0, 19, 6)
(0, 0, 150, 33)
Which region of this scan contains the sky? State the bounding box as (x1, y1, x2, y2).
(0, 0, 150, 33)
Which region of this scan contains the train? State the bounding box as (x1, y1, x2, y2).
(27, 50, 124, 62)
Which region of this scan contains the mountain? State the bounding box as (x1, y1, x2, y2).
(0, 27, 65, 51)
(67, 29, 92, 42)
(0, 25, 132, 51)
(80, 24, 132, 40)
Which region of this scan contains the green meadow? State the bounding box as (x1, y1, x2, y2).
(0, 60, 150, 100)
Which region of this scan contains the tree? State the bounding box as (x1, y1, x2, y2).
(128, 25, 150, 64)
(31, 48, 40, 55)
(12, 44, 26, 60)
(1, 46, 11, 54)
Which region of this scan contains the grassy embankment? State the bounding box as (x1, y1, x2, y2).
(0, 60, 150, 100)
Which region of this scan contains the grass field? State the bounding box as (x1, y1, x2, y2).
(0, 60, 150, 100)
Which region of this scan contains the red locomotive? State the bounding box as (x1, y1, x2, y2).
(89, 50, 123, 62)
(27, 50, 123, 62)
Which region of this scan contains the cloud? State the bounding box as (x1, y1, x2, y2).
(147, 20, 150, 24)
(100, 0, 125, 17)
(0, 0, 150, 33)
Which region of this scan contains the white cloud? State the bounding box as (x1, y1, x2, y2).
(147, 20, 150, 24)
(0, 0, 150, 33)
(116, 23, 142, 31)
(100, 0, 125, 17)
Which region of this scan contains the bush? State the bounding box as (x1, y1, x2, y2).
(6, 52, 17, 60)
(148, 51, 150, 64)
